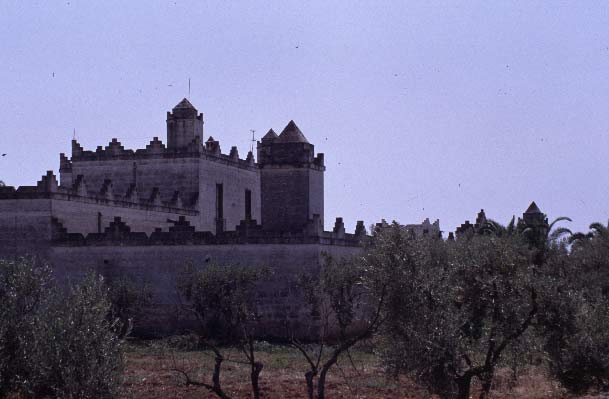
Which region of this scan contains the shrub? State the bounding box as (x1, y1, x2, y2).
(0, 258, 52, 397)
(539, 236, 609, 394)
(106, 274, 152, 337)
(546, 298, 609, 393)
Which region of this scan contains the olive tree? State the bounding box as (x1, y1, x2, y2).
(106, 273, 153, 337)
(538, 222, 609, 393)
(291, 254, 388, 399)
(375, 224, 538, 399)
(176, 263, 268, 399)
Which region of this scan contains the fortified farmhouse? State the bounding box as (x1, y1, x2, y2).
(0, 99, 438, 335)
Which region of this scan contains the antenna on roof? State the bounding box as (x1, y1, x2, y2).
(250, 129, 256, 153)
(73, 128, 76, 140)
(188, 78, 191, 98)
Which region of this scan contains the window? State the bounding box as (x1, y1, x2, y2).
(245, 189, 252, 220)
(216, 183, 224, 220)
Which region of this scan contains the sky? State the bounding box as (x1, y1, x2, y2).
(1, 1, 608, 235)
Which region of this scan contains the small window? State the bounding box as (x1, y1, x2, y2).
(245, 189, 252, 220)
(216, 184, 224, 219)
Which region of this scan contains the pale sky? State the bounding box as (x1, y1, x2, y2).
(1, 1, 608, 235)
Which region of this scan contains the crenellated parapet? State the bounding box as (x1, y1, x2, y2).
(68, 136, 257, 170)
(0, 171, 198, 215)
(455, 220, 475, 238)
(257, 121, 325, 170)
(37, 170, 59, 192)
(59, 153, 72, 172)
(53, 215, 366, 247)
(375, 218, 442, 239)
(403, 218, 441, 238)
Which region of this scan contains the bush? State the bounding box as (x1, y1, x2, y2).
(537, 225, 609, 394)
(0, 258, 125, 399)
(0, 258, 52, 397)
(547, 298, 609, 393)
(106, 274, 152, 337)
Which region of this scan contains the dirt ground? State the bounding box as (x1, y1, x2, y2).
(122, 339, 573, 399)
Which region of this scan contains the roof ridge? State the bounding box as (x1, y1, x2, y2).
(262, 129, 278, 140)
(277, 120, 309, 143)
(525, 201, 542, 214)
(173, 98, 196, 110)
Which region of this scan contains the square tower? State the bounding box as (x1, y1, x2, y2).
(166, 98, 203, 151)
(257, 121, 325, 233)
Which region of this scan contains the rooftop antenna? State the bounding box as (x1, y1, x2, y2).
(250, 129, 256, 153)
(188, 78, 191, 98)
(72, 128, 76, 140)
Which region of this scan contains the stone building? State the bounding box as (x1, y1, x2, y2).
(453, 203, 549, 240)
(0, 99, 438, 336)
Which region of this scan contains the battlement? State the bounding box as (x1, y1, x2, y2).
(257, 121, 325, 170)
(403, 218, 441, 238)
(0, 171, 198, 215)
(52, 215, 365, 247)
(68, 137, 257, 170)
(374, 218, 442, 239)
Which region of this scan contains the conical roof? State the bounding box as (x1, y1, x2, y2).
(276, 120, 309, 143)
(173, 98, 196, 110)
(262, 129, 278, 140)
(525, 201, 542, 214)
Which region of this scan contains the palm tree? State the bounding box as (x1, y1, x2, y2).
(478, 216, 517, 237)
(523, 216, 572, 266)
(479, 215, 571, 243)
(568, 221, 609, 246)
(588, 222, 609, 239)
(482, 213, 572, 265)
(568, 231, 593, 245)
(545, 216, 573, 242)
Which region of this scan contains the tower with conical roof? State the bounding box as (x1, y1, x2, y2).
(257, 120, 325, 232)
(166, 98, 203, 151)
(518, 201, 550, 261)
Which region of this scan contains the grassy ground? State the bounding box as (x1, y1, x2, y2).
(122, 337, 567, 399)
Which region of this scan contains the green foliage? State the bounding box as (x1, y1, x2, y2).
(478, 216, 517, 237)
(539, 222, 609, 393)
(176, 263, 269, 399)
(0, 258, 52, 397)
(543, 295, 609, 393)
(299, 255, 368, 340)
(178, 263, 267, 341)
(293, 253, 388, 399)
(374, 224, 537, 399)
(106, 274, 153, 336)
(0, 258, 125, 399)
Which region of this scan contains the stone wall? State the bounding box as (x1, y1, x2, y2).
(260, 166, 311, 232)
(63, 138, 261, 232)
(198, 154, 261, 233)
(0, 199, 53, 259)
(50, 198, 195, 235)
(49, 242, 360, 337)
(66, 150, 201, 206)
(308, 167, 324, 230)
